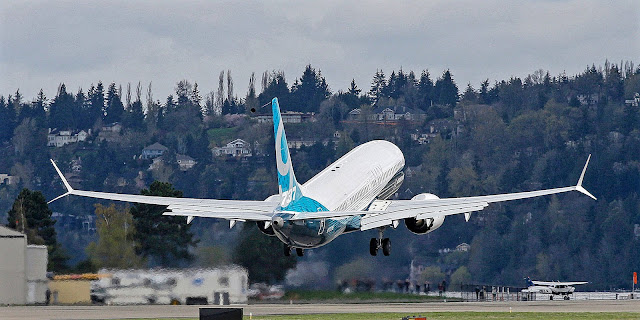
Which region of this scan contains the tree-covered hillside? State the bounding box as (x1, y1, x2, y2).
(1, 62, 639, 289)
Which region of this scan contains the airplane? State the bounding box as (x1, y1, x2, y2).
(48, 97, 597, 257)
(522, 277, 588, 300)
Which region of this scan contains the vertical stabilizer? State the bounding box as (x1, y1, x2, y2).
(525, 277, 534, 287)
(272, 98, 302, 206)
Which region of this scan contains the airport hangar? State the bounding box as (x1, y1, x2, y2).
(0, 225, 48, 305)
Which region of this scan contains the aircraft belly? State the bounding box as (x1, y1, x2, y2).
(274, 218, 348, 249)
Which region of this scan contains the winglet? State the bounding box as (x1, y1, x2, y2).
(50, 159, 73, 192)
(576, 154, 597, 201)
(48, 159, 74, 204)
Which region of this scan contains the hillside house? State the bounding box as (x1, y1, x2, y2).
(255, 111, 316, 124)
(347, 106, 426, 123)
(0, 173, 15, 185)
(47, 129, 90, 147)
(97, 122, 123, 142)
(625, 93, 640, 107)
(176, 154, 197, 170)
(141, 143, 168, 159)
(212, 139, 252, 158)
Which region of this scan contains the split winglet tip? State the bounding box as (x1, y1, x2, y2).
(50, 159, 73, 192)
(575, 154, 596, 201)
(577, 154, 590, 187)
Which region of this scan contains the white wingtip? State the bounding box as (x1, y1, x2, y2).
(576, 155, 596, 200)
(47, 192, 70, 204)
(50, 159, 73, 192)
(577, 154, 591, 188)
(576, 186, 597, 201)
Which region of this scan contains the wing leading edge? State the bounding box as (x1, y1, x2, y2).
(531, 280, 589, 286)
(357, 155, 596, 230)
(280, 155, 595, 230)
(49, 159, 276, 222)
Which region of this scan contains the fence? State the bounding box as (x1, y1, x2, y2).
(459, 284, 534, 301)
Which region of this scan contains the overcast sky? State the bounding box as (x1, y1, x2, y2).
(1, 1, 638, 101)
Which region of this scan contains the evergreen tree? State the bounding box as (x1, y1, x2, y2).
(434, 70, 459, 107)
(290, 65, 331, 112)
(0, 95, 16, 141)
(104, 83, 124, 123)
(48, 83, 75, 129)
(418, 70, 434, 111)
(479, 79, 490, 104)
(348, 79, 361, 96)
(88, 82, 105, 127)
(31, 89, 48, 127)
(175, 80, 192, 107)
(369, 70, 387, 102)
(6, 188, 68, 271)
(258, 71, 289, 106)
(129, 181, 197, 266)
(191, 82, 202, 112)
(123, 82, 145, 130)
(73, 88, 88, 128)
(461, 83, 477, 103)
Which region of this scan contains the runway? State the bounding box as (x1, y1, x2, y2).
(2, 300, 640, 320)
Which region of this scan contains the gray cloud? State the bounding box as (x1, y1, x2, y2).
(1, 1, 638, 101)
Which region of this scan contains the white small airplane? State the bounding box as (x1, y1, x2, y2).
(49, 97, 597, 257)
(522, 277, 589, 300)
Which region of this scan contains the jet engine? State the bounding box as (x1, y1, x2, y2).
(404, 193, 445, 235)
(256, 221, 275, 236)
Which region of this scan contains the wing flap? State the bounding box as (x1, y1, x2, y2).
(360, 201, 489, 230)
(163, 210, 272, 221)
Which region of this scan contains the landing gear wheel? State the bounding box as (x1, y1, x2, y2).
(369, 238, 378, 256)
(564, 295, 570, 300)
(284, 245, 291, 257)
(296, 248, 304, 257)
(382, 238, 391, 256)
(550, 295, 553, 300)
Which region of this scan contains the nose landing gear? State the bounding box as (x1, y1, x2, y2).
(370, 228, 391, 256)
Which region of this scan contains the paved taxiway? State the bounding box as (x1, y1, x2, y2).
(2, 300, 640, 320)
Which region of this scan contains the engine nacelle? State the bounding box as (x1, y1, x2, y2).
(256, 221, 275, 236)
(404, 193, 445, 235)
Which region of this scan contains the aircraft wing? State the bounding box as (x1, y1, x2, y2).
(358, 155, 595, 230)
(531, 280, 589, 286)
(284, 155, 595, 228)
(49, 160, 276, 222)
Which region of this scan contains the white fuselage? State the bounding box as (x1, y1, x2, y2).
(303, 140, 405, 211)
(524, 285, 576, 295)
(272, 140, 405, 248)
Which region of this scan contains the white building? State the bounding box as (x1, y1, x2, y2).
(625, 93, 640, 107)
(176, 154, 197, 170)
(0, 226, 48, 305)
(47, 129, 90, 147)
(141, 143, 169, 159)
(255, 111, 315, 124)
(212, 139, 252, 158)
(92, 267, 248, 305)
(0, 173, 16, 185)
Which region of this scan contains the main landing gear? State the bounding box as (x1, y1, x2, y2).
(283, 244, 304, 257)
(370, 228, 391, 256)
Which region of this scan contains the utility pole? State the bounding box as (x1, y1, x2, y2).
(19, 197, 26, 234)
